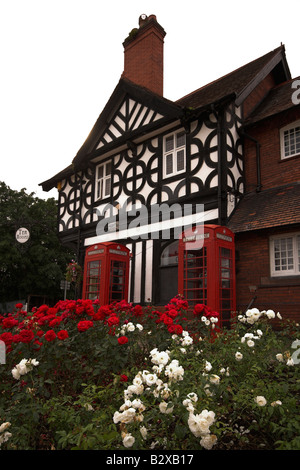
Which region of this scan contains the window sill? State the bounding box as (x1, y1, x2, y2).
(279, 153, 300, 162)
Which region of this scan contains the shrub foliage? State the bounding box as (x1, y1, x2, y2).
(0, 297, 299, 450)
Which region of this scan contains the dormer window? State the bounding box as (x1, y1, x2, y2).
(163, 131, 186, 178)
(280, 120, 300, 160)
(95, 161, 111, 201)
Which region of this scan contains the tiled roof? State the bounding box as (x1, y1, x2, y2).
(228, 183, 300, 233)
(176, 46, 287, 109)
(244, 77, 300, 126)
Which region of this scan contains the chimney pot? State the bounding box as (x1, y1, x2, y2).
(139, 14, 148, 27)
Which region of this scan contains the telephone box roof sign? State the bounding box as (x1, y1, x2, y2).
(85, 242, 130, 256)
(179, 225, 235, 253)
(180, 225, 234, 247)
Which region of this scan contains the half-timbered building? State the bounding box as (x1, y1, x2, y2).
(40, 14, 300, 324)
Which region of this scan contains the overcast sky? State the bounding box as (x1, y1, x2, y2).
(1, 0, 299, 200)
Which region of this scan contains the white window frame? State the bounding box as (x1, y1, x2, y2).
(95, 161, 111, 201)
(270, 232, 300, 277)
(163, 130, 186, 178)
(280, 120, 300, 160)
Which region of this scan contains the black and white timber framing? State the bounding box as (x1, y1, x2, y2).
(40, 46, 290, 305)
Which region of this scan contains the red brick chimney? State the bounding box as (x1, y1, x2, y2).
(122, 14, 166, 96)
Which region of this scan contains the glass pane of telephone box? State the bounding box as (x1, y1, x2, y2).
(183, 248, 207, 305)
(109, 261, 126, 302)
(86, 260, 101, 300)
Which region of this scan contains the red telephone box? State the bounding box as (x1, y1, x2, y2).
(178, 225, 236, 328)
(82, 242, 130, 305)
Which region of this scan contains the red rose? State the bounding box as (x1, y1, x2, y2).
(167, 308, 178, 318)
(193, 304, 206, 316)
(118, 336, 128, 345)
(57, 330, 69, 340)
(133, 305, 143, 316)
(168, 324, 183, 335)
(0, 332, 13, 346)
(19, 329, 34, 343)
(15, 303, 23, 309)
(77, 320, 93, 332)
(44, 329, 56, 342)
(161, 313, 173, 325)
(120, 374, 128, 382)
(107, 315, 119, 327)
(2, 317, 19, 329)
(49, 317, 62, 327)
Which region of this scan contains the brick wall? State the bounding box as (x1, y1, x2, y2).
(243, 73, 276, 118)
(235, 229, 300, 324)
(244, 106, 300, 193)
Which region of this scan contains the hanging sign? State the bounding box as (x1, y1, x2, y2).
(15, 227, 30, 244)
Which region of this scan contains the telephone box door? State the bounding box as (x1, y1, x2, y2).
(178, 225, 236, 328)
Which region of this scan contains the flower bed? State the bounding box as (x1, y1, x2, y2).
(0, 297, 299, 450)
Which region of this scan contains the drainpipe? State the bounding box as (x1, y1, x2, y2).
(211, 104, 226, 224)
(238, 129, 262, 192)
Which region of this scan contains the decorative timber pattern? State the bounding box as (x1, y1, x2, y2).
(96, 97, 164, 149)
(57, 106, 244, 234)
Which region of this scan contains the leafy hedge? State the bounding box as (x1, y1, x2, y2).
(0, 297, 299, 450)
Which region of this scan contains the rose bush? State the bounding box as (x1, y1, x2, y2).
(0, 298, 299, 450)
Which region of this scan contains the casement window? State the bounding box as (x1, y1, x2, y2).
(280, 120, 300, 160)
(95, 161, 111, 201)
(163, 131, 186, 178)
(270, 233, 300, 276)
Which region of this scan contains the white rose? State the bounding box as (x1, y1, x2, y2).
(121, 408, 136, 423)
(145, 373, 158, 386)
(113, 411, 122, 424)
(17, 363, 28, 376)
(0, 422, 11, 433)
(126, 323, 135, 332)
(187, 392, 198, 402)
(122, 433, 135, 448)
(254, 396, 267, 406)
(271, 400, 282, 407)
(210, 374, 220, 385)
(200, 434, 217, 450)
(276, 353, 284, 362)
(265, 309, 275, 319)
(159, 401, 174, 414)
(235, 352, 243, 361)
(12, 368, 21, 380)
(140, 426, 147, 440)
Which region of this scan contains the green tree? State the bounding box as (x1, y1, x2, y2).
(0, 182, 75, 306)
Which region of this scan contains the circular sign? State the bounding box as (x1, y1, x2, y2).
(15, 227, 30, 244)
